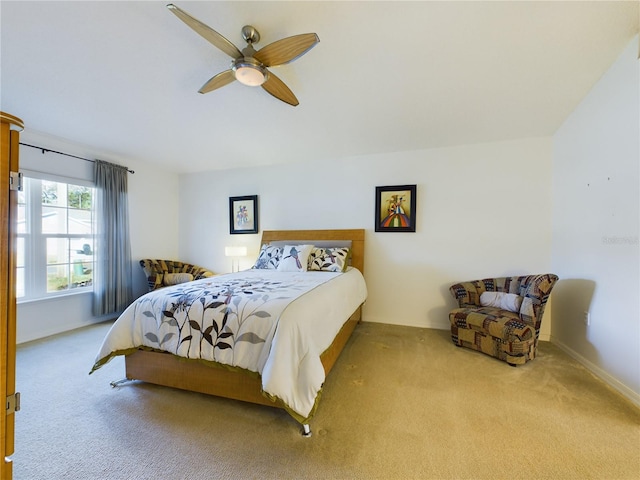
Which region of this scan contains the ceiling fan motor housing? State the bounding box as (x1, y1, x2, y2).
(241, 25, 260, 45)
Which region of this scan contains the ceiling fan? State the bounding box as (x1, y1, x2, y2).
(167, 3, 319, 106)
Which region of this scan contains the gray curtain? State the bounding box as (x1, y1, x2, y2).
(93, 160, 133, 316)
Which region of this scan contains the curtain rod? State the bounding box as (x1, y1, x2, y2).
(19, 142, 135, 174)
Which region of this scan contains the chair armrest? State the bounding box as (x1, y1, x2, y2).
(146, 273, 164, 291)
(193, 269, 214, 280)
(449, 282, 482, 308)
(519, 274, 559, 328)
(140, 259, 165, 291)
(183, 264, 214, 280)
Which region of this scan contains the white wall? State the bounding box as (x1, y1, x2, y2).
(178, 137, 553, 331)
(552, 36, 640, 403)
(16, 131, 180, 343)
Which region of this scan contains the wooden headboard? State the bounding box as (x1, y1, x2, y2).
(261, 229, 365, 274)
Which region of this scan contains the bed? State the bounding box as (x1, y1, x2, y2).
(91, 229, 366, 435)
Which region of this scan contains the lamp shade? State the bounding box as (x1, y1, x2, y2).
(225, 246, 247, 257)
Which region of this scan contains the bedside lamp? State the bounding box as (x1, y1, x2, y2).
(225, 246, 247, 272)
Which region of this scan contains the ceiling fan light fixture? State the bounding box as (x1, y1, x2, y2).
(167, 4, 317, 105)
(233, 59, 267, 86)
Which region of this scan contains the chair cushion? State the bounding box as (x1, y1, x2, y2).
(449, 306, 534, 343)
(163, 272, 194, 286)
(480, 291, 523, 312)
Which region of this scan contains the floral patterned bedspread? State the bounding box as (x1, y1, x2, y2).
(92, 268, 368, 421)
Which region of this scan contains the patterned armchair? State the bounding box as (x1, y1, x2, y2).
(139, 259, 215, 292)
(449, 274, 558, 366)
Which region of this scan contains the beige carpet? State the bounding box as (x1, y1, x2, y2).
(13, 320, 640, 479)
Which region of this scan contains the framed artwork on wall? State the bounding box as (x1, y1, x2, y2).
(375, 185, 417, 232)
(229, 195, 258, 234)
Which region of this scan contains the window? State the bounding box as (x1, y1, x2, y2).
(17, 175, 95, 301)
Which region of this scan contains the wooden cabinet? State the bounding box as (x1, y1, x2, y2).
(1, 111, 23, 480)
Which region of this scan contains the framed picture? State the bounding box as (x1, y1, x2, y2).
(375, 185, 417, 232)
(229, 195, 258, 234)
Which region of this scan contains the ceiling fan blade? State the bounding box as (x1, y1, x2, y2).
(261, 71, 299, 106)
(254, 33, 319, 67)
(199, 69, 236, 94)
(167, 4, 242, 59)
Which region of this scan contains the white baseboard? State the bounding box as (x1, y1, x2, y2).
(551, 337, 640, 409)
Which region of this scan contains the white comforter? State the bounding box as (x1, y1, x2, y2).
(92, 267, 367, 420)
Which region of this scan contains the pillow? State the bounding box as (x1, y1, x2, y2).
(480, 291, 523, 313)
(252, 244, 282, 270)
(308, 247, 351, 272)
(277, 244, 314, 272)
(163, 272, 194, 286)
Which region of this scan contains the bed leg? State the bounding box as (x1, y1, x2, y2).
(110, 378, 131, 388)
(302, 424, 312, 437)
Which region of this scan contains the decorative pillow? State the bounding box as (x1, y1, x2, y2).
(480, 291, 523, 313)
(308, 247, 351, 272)
(252, 244, 282, 270)
(277, 244, 314, 272)
(163, 272, 194, 286)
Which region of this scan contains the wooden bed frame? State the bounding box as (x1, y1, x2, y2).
(121, 229, 365, 431)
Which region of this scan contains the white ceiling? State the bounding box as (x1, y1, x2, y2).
(1, 1, 638, 173)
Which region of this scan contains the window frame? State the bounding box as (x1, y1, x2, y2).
(17, 172, 95, 303)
